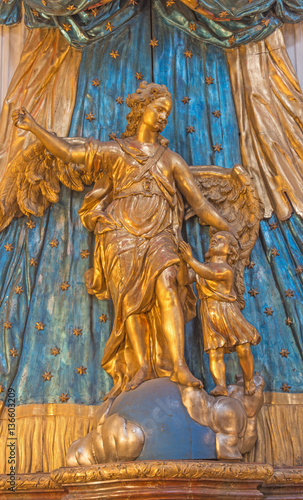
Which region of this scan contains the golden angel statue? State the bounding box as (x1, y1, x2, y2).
(7, 81, 263, 400)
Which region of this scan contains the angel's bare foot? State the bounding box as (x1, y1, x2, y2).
(210, 385, 228, 397)
(244, 380, 256, 395)
(124, 366, 155, 392)
(103, 382, 122, 401)
(170, 364, 203, 388)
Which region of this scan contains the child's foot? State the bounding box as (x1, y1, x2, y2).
(244, 380, 256, 395)
(210, 385, 228, 397)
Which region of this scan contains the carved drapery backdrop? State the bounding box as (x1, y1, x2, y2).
(1, 0, 303, 472)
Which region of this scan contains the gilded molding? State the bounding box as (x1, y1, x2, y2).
(2, 463, 303, 491)
(51, 460, 273, 485)
(266, 468, 303, 484)
(0, 473, 57, 491)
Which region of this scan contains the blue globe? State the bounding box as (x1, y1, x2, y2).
(108, 377, 217, 461)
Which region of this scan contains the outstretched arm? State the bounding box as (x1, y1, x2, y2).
(12, 108, 86, 164)
(173, 154, 238, 238)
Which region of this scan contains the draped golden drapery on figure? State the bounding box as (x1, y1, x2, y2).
(79, 138, 196, 392)
(197, 276, 261, 353)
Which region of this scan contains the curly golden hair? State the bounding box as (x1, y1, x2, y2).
(121, 81, 171, 146)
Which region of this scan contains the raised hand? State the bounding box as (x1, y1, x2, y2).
(178, 240, 193, 262)
(12, 107, 36, 131)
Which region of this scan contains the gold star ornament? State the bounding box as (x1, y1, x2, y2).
(51, 346, 60, 356)
(60, 282, 70, 291)
(213, 143, 223, 153)
(35, 322, 45, 331)
(0, 384, 5, 393)
(105, 22, 114, 32)
(42, 371, 53, 381)
(86, 113, 95, 122)
(110, 50, 119, 59)
(281, 382, 291, 393)
(4, 243, 13, 252)
(205, 76, 214, 85)
(15, 286, 23, 295)
(115, 96, 124, 105)
(285, 289, 294, 298)
(26, 220, 36, 229)
(73, 327, 82, 337)
(264, 307, 273, 317)
(67, 5, 75, 11)
(92, 79, 100, 87)
(49, 238, 59, 248)
(76, 365, 87, 375)
(150, 39, 158, 48)
(80, 250, 90, 259)
(184, 50, 193, 58)
(248, 288, 259, 297)
(108, 132, 118, 141)
(212, 110, 221, 118)
(189, 23, 196, 32)
(63, 23, 72, 32)
(59, 393, 70, 403)
(4, 321, 12, 329)
(30, 258, 38, 267)
(279, 348, 290, 358)
(186, 126, 195, 134)
(10, 347, 18, 358)
(295, 265, 303, 275)
(135, 72, 143, 80)
(271, 248, 279, 257)
(99, 314, 108, 323)
(248, 261, 255, 269)
(181, 96, 190, 104)
(269, 222, 279, 230)
(285, 317, 293, 326)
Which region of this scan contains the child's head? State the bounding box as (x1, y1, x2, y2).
(207, 231, 239, 267)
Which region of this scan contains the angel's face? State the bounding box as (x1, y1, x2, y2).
(140, 96, 172, 133)
(208, 233, 229, 256)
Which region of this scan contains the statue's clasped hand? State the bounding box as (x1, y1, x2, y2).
(12, 107, 35, 131)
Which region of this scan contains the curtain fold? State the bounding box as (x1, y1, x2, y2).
(1, 0, 303, 47)
(0, 28, 81, 181)
(226, 28, 303, 220)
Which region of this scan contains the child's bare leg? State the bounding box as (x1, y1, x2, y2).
(236, 343, 255, 395)
(209, 348, 228, 396)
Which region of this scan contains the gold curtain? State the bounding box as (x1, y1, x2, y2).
(227, 29, 303, 220)
(0, 27, 81, 181)
(1, 395, 303, 473)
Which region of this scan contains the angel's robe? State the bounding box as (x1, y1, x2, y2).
(79, 137, 196, 392)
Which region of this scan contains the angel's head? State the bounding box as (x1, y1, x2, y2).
(121, 81, 172, 146)
(206, 231, 239, 267)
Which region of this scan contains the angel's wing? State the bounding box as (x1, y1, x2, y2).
(186, 164, 264, 309)
(0, 138, 98, 232)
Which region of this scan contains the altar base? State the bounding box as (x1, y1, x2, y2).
(1, 462, 303, 500)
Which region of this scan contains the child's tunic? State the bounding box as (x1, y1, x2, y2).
(196, 276, 261, 352)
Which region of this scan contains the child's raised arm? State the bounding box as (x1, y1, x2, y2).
(177, 241, 195, 286)
(178, 241, 227, 282)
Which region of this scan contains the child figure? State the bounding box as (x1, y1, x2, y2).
(178, 232, 261, 397)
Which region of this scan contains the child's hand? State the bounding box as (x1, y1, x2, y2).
(178, 241, 193, 262)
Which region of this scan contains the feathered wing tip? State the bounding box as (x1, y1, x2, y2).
(186, 164, 265, 309)
(0, 138, 96, 232)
